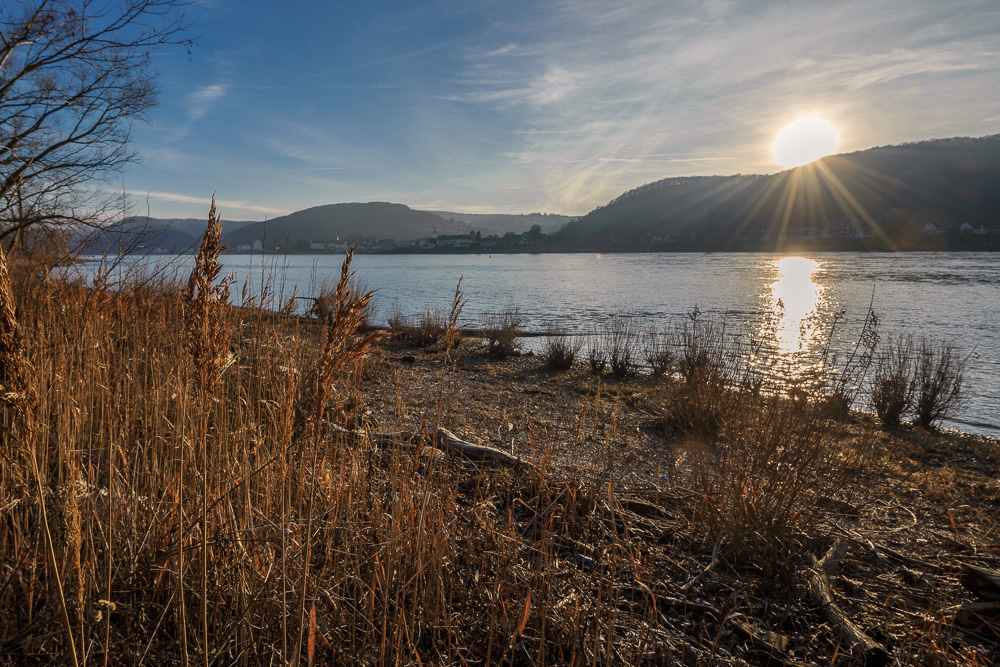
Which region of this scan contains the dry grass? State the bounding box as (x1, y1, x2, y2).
(0, 219, 994, 665)
(541, 326, 582, 371)
(912, 337, 967, 429)
(0, 211, 659, 665)
(871, 334, 914, 428)
(479, 305, 523, 358)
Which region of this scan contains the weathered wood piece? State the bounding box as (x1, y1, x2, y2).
(953, 601, 1000, 628)
(433, 428, 534, 470)
(331, 423, 535, 471)
(806, 539, 889, 667)
(729, 617, 803, 667)
(959, 563, 1000, 600)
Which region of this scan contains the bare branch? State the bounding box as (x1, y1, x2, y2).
(0, 0, 193, 244)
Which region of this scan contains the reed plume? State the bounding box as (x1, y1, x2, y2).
(181, 198, 234, 667)
(182, 197, 234, 395)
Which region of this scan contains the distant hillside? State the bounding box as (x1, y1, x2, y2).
(557, 136, 1000, 250)
(81, 216, 257, 254)
(426, 211, 574, 235)
(223, 202, 471, 250)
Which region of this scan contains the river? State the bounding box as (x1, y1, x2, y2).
(78, 251, 999, 438)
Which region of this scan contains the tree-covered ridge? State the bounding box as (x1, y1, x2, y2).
(222, 202, 473, 250)
(556, 136, 1000, 250)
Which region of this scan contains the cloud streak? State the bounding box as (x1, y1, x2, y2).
(185, 84, 226, 119)
(131, 190, 289, 217)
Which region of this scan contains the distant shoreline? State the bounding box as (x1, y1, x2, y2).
(210, 241, 1000, 256)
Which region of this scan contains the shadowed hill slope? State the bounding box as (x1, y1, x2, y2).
(556, 136, 1000, 249)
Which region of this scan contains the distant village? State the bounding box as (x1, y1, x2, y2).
(231, 226, 550, 254)
(218, 219, 1000, 255)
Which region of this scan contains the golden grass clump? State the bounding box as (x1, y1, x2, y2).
(0, 243, 35, 432)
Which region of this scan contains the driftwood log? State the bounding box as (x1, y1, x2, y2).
(959, 563, 1000, 601)
(331, 424, 535, 472)
(806, 539, 889, 667)
(433, 428, 533, 470)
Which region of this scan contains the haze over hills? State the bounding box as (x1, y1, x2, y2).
(81, 216, 256, 254)
(556, 136, 1000, 250)
(222, 202, 474, 250)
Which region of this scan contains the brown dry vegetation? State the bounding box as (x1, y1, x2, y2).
(1, 216, 999, 665)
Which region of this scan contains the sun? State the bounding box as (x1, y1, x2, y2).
(773, 117, 839, 168)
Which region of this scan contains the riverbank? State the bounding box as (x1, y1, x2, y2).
(2, 246, 999, 665)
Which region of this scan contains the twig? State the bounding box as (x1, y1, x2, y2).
(682, 539, 722, 596)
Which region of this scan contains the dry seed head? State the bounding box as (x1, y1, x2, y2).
(182, 197, 234, 393)
(313, 248, 386, 418)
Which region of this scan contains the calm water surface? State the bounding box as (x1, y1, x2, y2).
(88, 252, 999, 437)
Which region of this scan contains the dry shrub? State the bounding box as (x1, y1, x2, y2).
(820, 305, 880, 418)
(417, 308, 448, 344)
(655, 311, 883, 569)
(658, 378, 734, 438)
(585, 313, 639, 377)
(690, 396, 879, 565)
(643, 327, 674, 378)
(479, 305, 522, 358)
(585, 330, 605, 375)
(387, 301, 408, 331)
(541, 326, 582, 370)
(389, 306, 449, 348)
(603, 312, 640, 378)
(871, 334, 914, 428)
(658, 318, 739, 437)
(912, 337, 967, 429)
(308, 271, 376, 328)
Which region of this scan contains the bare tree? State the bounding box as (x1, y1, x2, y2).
(0, 0, 193, 247)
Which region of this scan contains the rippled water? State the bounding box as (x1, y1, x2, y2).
(83, 252, 1000, 437)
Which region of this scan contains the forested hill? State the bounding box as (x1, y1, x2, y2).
(222, 202, 471, 250)
(555, 136, 1000, 250)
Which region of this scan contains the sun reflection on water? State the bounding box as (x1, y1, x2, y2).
(771, 256, 823, 355)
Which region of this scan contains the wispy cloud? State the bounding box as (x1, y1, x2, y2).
(185, 84, 226, 119)
(132, 0, 1000, 218)
(436, 0, 1000, 212)
(131, 190, 288, 217)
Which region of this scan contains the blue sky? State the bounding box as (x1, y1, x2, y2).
(126, 0, 1000, 220)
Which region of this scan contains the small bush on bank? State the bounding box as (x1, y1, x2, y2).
(913, 337, 967, 429)
(643, 328, 674, 378)
(820, 306, 880, 419)
(657, 377, 733, 438)
(603, 313, 640, 378)
(479, 306, 523, 358)
(657, 318, 739, 438)
(387, 302, 407, 331)
(677, 318, 733, 390)
(586, 330, 606, 375)
(691, 393, 880, 566)
(387, 303, 450, 348)
(415, 309, 448, 346)
(541, 326, 582, 370)
(871, 334, 914, 428)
